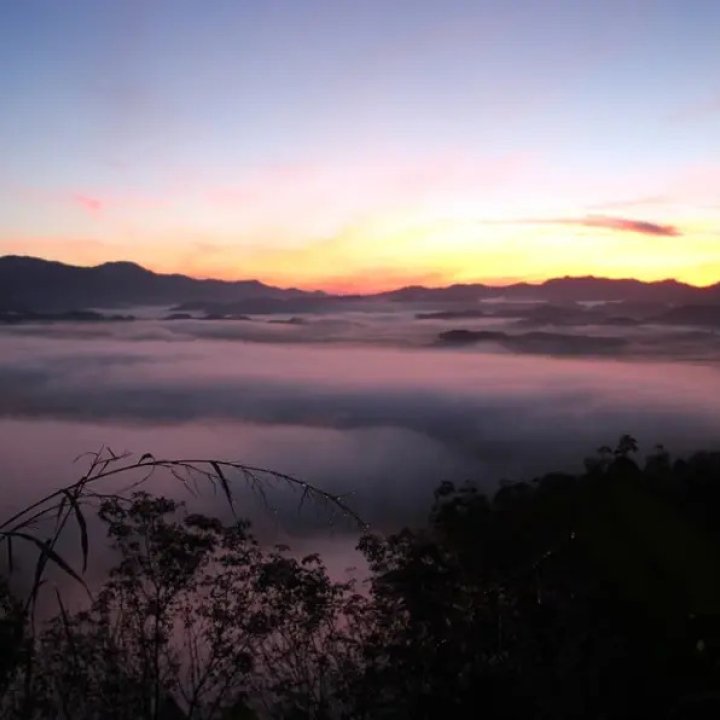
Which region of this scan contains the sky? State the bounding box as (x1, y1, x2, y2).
(1, 0, 719, 291)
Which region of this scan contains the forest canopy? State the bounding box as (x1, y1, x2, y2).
(2, 437, 720, 719)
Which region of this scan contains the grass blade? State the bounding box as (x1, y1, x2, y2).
(63, 490, 89, 573)
(211, 461, 235, 514)
(9, 531, 88, 592)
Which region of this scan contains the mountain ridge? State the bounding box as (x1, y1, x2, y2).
(1, 255, 718, 310)
(0, 255, 322, 310)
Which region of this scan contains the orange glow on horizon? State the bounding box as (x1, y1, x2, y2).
(164, 215, 720, 292)
(2, 210, 719, 293)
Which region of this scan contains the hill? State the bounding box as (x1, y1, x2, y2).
(0, 256, 319, 310)
(381, 275, 719, 304)
(1, 255, 719, 311)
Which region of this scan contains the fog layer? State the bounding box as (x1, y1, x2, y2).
(1, 313, 719, 537)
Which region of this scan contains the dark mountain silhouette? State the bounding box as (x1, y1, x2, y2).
(416, 309, 488, 320)
(383, 276, 719, 304)
(0, 309, 135, 324)
(531, 276, 703, 303)
(437, 328, 628, 355)
(652, 304, 720, 327)
(380, 283, 504, 302)
(171, 296, 356, 315)
(1, 255, 719, 312)
(0, 256, 321, 311)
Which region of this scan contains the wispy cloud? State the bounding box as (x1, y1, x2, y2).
(572, 215, 680, 237)
(516, 214, 681, 237)
(72, 193, 104, 215)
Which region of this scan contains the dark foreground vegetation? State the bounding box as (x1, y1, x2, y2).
(2, 437, 720, 719)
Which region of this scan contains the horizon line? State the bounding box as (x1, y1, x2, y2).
(2, 253, 719, 294)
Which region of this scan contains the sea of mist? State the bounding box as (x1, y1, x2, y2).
(1, 309, 720, 583)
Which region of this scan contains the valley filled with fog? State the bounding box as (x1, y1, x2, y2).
(2, 304, 720, 568)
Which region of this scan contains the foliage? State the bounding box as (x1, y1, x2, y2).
(0, 448, 362, 606)
(7, 493, 356, 719)
(3, 437, 720, 718)
(0, 577, 25, 698)
(343, 436, 720, 719)
(0, 449, 361, 719)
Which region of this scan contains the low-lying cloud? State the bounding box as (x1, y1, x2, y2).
(1, 325, 720, 534)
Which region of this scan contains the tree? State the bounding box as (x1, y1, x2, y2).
(0, 578, 24, 699)
(11, 492, 356, 720)
(4, 439, 720, 718)
(0, 449, 361, 720)
(339, 439, 720, 719)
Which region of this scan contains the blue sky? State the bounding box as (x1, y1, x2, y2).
(1, 0, 719, 288)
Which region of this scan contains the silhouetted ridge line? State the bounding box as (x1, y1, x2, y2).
(1, 255, 719, 311)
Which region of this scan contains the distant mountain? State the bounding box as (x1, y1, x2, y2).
(0, 309, 135, 324)
(382, 276, 720, 304)
(0, 256, 321, 310)
(652, 304, 720, 327)
(531, 276, 710, 303)
(1, 256, 718, 311)
(436, 328, 629, 355)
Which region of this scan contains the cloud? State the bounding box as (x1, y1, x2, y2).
(72, 194, 104, 215)
(575, 215, 680, 237)
(1, 329, 720, 462)
(515, 214, 681, 237)
(1, 321, 720, 537)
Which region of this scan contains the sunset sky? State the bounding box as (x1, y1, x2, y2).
(1, 0, 719, 291)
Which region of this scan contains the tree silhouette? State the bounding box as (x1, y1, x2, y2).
(3, 437, 720, 718)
